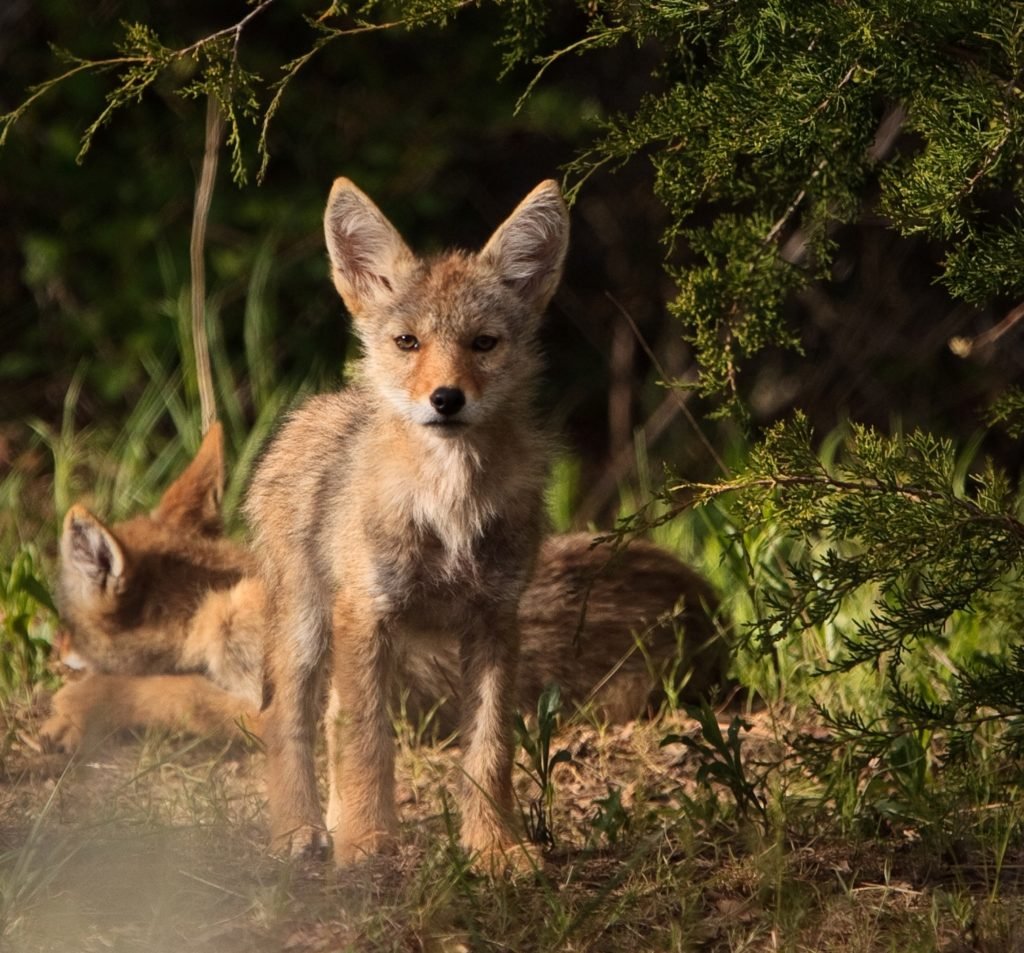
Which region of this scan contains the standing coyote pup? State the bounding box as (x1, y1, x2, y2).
(246, 179, 570, 869)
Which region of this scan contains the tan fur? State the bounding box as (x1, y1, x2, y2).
(42, 673, 257, 752)
(246, 179, 572, 868)
(55, 424, 254, 681)
(45, 516, 727, 752)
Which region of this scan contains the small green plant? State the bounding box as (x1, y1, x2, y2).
(0, 546, 58, 694)
(662, 701, 767, 826)
(874, 730, 933, 824)
(589, 786, 631, 848)
(514, 682, 572, 847)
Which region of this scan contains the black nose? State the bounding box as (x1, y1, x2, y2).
(429, 387, 465, 416)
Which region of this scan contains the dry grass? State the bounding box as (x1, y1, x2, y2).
(2, 692, 1023, 953)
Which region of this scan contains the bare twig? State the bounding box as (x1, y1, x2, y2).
(179, 0, 277, 59)
(605, 293, 730, 477)
(513, 26, 628, 116)
(801, 64, 857, 125)
(258, 0, 478, 180)
(190, 94, 223, 435)
(764, 158, 828, 247)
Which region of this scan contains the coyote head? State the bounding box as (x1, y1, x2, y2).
(323, 179, 570, 435)
(56, 424, 251, 674)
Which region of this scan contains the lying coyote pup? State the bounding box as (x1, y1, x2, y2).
(46, 423, 727, 756)
(43, 423, 726, 756)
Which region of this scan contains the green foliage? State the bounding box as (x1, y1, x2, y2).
(589, 786, 630, 848)
(2, 16, 262, 184)
(5, 0, 571, 440)
(662, 701, 767, 825)
(8, 0, 1024, 914)
(2, 2, 474, 186)
(985, 386, 1024, 439)
(648, 414, 1024, 832)
(514, 683, 573, 847)
(796, 713, 937, 831)
(671, 213, 805, 413)
(12, 1, 1021, 435)
(6, 1, 1024, 419)
(679, 414, 1022, 664)
(544, 455, 581, 534)
(529, 0, 1024, 408)
(0, 547, 58, 694)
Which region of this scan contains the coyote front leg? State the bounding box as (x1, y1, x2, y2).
(263, 599, 328, 857)
(458, 610, 524, 866)
(326, 597, 398, 865)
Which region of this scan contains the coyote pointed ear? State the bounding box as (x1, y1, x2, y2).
(323, 178, 416, 317)
(480, 180, 570, 314)
(61, 505, 126, 597)
(152, 422, 224, 535)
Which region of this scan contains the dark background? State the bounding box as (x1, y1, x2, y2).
(4, 1, 1022, 527)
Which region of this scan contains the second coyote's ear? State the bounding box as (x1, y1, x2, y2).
(323, 178, 416, 317)
(61, 505, 126, 598)
(152, 422, 224, 536)
(480, 179, 570, 314)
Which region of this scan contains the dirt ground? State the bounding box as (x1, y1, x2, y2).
(2, 692, 1023, 953)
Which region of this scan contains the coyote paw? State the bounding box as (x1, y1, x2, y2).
(466, 838, 543, 879)
(274, 824, 331, 862)
(38, 711, 85, 755)
(333, 828, 398, 868)
(38, 679, 106, 755)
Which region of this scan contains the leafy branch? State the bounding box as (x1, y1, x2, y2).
(615, 410, 1024, 820)
(1, 4, 275, 180)
(606, 413, 1024, 668)
(552, 1, 1024, 408)
(2, 0, 477, 185)
(511, 24, 629, 118)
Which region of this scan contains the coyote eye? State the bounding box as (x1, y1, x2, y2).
(472, 335, 498, 352)
(395, 334, 419, 351)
